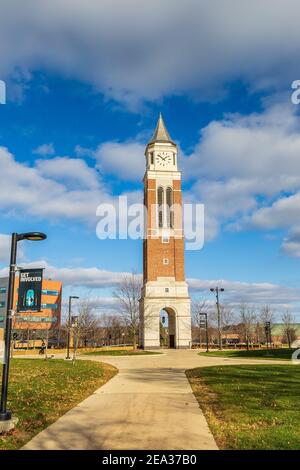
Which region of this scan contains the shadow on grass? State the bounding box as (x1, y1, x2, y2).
(198, 348, 296, 361)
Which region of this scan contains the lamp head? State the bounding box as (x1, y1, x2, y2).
(17, 232, 47, 242)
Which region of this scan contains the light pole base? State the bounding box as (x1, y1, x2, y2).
(0, 415, 18, 434)
(0, 410, 12, 421)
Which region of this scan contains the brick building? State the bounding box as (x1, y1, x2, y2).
(0, 276, 62, 334)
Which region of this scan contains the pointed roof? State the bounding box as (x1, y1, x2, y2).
(148, 113, 175, 145)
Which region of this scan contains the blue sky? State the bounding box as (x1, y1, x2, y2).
(1, 1, 300, 319)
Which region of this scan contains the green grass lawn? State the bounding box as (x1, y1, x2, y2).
(187, 364, 300, 450)
(83, 349, 162, 356)
(198, 348, 296, 360)
(0, 358, 117, 450)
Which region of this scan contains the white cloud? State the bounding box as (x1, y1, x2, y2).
(36, 156, 101, 189)
(0, 233, 25, 264)
(33, 143, 55, 156)
(84, 296, 118, 311)
(94, 141, 145, 181)
(90, 102, 300, 244)
(0, 235, 12, 263)
(282, 227, 300, 258)
(61, 296, 121, 317)
(1, 1, 300, 106)
(182, 103, 300, 245)
(43, 262, 130, 288)
(246, 192, 300, 231)
(188, 278, 300, 311)
(0, 260, 131, 289)
(74, 145, 94, 158)
(1, 258, 298, 315)
(184, 103, 300, 184)
(0, 146, 140, 223)
(2, 99, 300, 259)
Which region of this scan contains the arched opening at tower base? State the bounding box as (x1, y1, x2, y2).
(159, 308, 176, 349)
(139, 299, 192, 350)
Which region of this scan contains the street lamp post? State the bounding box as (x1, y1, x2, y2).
(66, 296, 79, 360)
(210, 287, 224, 350)
(199, 312, 209, 352)
(0, 232, 46, 423)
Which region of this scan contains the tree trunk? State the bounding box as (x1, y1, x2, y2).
(246, 336, 249, 350)
(45, 329, 49, 357)
(133, 329, 137, 350)
(73, 333, 79, 361)
(57, 327, 61, 348)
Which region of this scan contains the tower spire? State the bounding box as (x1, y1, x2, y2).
(148, 113, 174, 144)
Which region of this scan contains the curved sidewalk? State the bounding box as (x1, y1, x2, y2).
(22, 350, 286, 450)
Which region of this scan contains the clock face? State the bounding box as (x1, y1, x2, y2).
(155, 152, 173, 168)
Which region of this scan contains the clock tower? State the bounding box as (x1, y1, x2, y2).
(139, 114, 192, 349)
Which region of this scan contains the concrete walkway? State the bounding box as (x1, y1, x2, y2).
(22, 350, 287, 450)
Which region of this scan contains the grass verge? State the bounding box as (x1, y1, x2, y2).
(0, 358, 117, 450)
(198, 348, 295, 360)
(187, 364, 300, 450)
(83, 349, 162, 356)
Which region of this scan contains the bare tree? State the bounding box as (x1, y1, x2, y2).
(72, 299, 99, 359)
(260, 305, 274, 344)
(101, 314, 114, 345)
(221, 306, 235, 343)
(238, 303, 256, 350)
(254, 321, 264, 344)
(114, 273, 141, 350)
(100, 313, 125, 345)
(192, 299, 209, 346)
(52, 324, 66, 348)
(39, 327, 50, 355)
(281, 310, 296, 348)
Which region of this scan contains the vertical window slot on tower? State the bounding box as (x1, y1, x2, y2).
(158, 186, 164, 228)
(166, 187, 173, 228)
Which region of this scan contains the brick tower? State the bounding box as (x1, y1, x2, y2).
(139, 114, 192, 349)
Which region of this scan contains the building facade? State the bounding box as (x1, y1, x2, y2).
(139, 114, 192, 349)
(0, 276, 62, 333)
